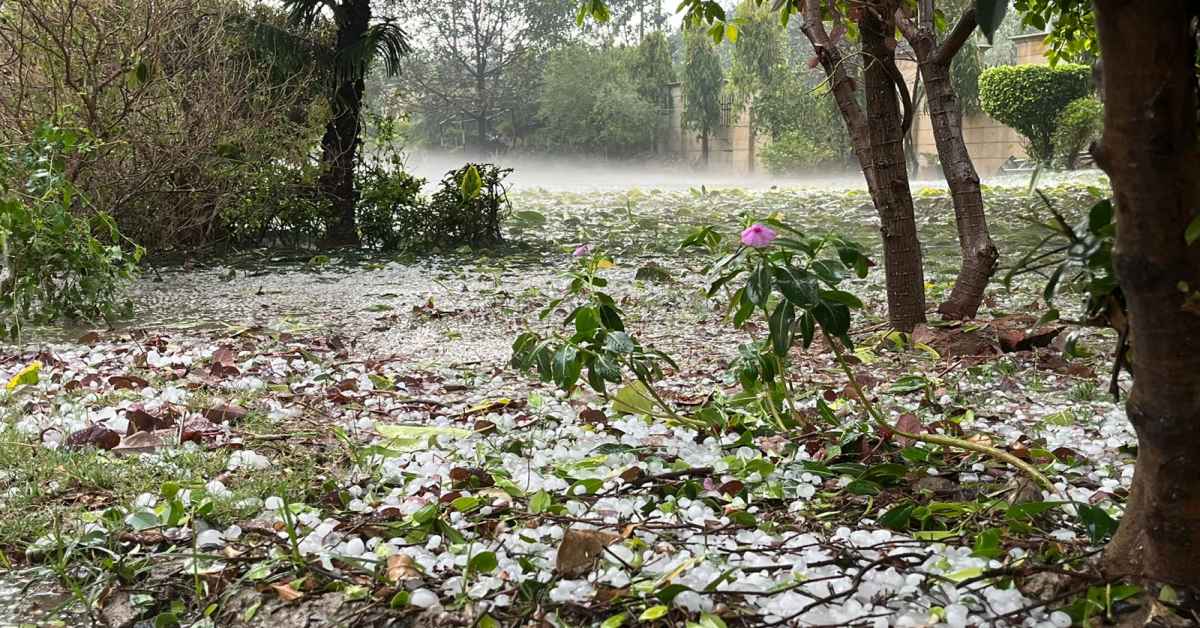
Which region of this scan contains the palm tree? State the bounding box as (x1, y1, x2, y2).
(281, 0, 410, 246)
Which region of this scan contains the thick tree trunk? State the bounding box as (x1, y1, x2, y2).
(800, 1, 926, 331)
(859, 6, 926, 332)
(1091, 0, 1200, 588)
(900, 7, 997, 320)
(318, 0, 371, 247)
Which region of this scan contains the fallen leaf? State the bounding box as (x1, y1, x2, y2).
(893, 413, 925, 446)
(109, 375, 149, 390)
(112, 429, 175, 455)
(386, 554, 422, 583)
(270, 583, 303, 602)
(66, 426, 121, 450)
(202, 403, 248, 424)
(555, 528, 621, 577)
(126, 408, 174, 434)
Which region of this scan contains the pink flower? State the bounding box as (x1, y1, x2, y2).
(573, 244, 592, 257)
(740, 224, 777, 248)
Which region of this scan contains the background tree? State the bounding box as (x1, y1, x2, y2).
(399, 0, 574, 153)
(628, 31, 676, 152)
(896, 3, 997, 320)
(727, 1, 785, 173)
(283, 0, 411, 246)
(682, 28, 723, 167)
(537, 44, 657, 156)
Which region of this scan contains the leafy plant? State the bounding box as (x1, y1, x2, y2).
(1052, 96, 1103, 170)
(690, 219, 870, 423)
(979, 63, 1092, 164)
(1007, 192, 1126, 398)
(760, 130, 840, 174)
(356, 143, 426, 251)
(0, 123, 142, 339)
(511, 247, 687, 424)
(423, 163, 511, 247)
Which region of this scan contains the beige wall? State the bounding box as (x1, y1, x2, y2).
(659, 33, 1051, 176)
(662, 83, 765, 174)
(901, 33, 1050, 177)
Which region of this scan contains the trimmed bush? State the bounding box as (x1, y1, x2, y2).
(979, 63, 1091, 164)
(424, 164, 512, 247)
(1052, 96, 1103, 169)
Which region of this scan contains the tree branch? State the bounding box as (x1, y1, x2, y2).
(931, 8, 977, 66)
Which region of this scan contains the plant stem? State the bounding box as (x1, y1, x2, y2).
(822, 330, 1055, 492)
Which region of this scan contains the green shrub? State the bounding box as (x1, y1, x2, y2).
(761, 130, 839, 174)
(220, 161, 327, 247)
(356, 155, 426, 251)
(423, 164, 512, 247)
(0, 124, 142, 338)
(979, 63, 1092, 164)
(1052, 96, 1103, 169)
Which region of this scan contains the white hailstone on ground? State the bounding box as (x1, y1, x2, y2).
(205, 480, 232, 499)
(339, 537, 365, 557)
(409, 588, 440, 609)
(1049, 611, 1072, 627)
(225, 525, 242, 541)
(227, 450, 271, 471)
(548, 580, 594, 603)
(195, 529, 225, 549)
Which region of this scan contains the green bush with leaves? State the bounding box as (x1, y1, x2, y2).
(0, 123, 142, 338)
(979, 63, 1092, 164)
(760, 130, 840, 174)
(1052, 96, 1103, 169)
(220, 161, 327, 247)
(423, 164, 511, 247)
(356, 148, 426, 251)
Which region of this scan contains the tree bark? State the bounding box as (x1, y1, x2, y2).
(859, 4, 926, 332)
(701, 130, 709, 166)
(1090, 0, 1200, 589)
(318, 0, 371, 247)
(799, 1, 926, 331)
(899, 7, 998, 320)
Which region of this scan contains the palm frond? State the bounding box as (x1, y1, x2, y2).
(282, 0, 337, 30)
(334, 20, 411, 80)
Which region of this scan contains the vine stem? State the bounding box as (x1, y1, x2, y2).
(822, 330, 1056, 492)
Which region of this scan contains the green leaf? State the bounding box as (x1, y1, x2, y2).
(514, 210, 547, 225)
(975, 0, 1008, 44)
(573, 306, 602, 339)
(819, 289, 863, 309)
(600, 613, 627, 628)
(460, 165, 482, 200)
(768, 300, 794, 357)
(529, 490, 551, 514)
(613, 381, 656, 416)
(1088, 199, 1113, 233)
(640, 604, 669, 621)
(374, 424, 471, 451)
(745, 261, 772, 308)
(468, 551, 498, 574)
(1077, 504, 1118, 543)
(811, 259, 848, 285)
(125, 510, 159, 531)
(604, 331, 636, 354)
(1186, 215, 1200, 245)
(972, 528, 1003, 559)
(451, 496, 481, 512)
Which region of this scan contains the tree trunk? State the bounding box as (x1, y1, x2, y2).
(318, 0, 371, 247)
(859, 5, 926, 332)
(701, 131, 709, 166)
(799, 1, 926, 331)
(899, 7, 998, 320)
(1092, 0, 1200, 588)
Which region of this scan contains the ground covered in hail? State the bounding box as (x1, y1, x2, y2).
(0, 179, 1154, 627)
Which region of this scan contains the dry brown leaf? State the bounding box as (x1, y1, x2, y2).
(270, 582, 303, 602)
(555, 528, 621, 577)
(386, 554, 422, 583)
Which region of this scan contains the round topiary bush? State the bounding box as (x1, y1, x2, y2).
(978, 63, 1092, 164)
(1052, 96, 1104, 169)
